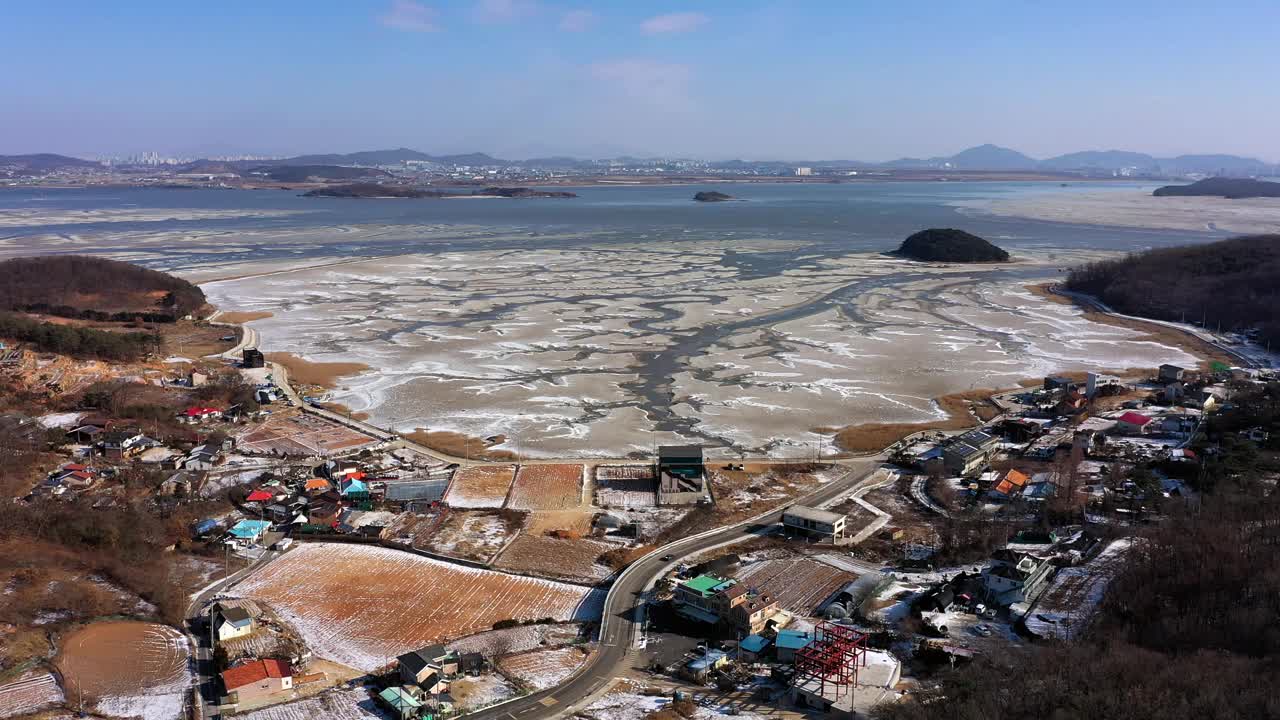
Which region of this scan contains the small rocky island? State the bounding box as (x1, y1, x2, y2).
(693, 191, 735, 202)
(895, 228, 1011, 263)
(303, 183, 576, 199)
(1152, 177, 1280, 199)
(477, 187, 577, 198)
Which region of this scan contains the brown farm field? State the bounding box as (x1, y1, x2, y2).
(54, 621, 189, 707)
(734, 557, 856, 616)
(229, 543, 604, 672)
(493, 534, 613, 584)
(235, 411, 378, 456)
(507, 464, 585, 511)
(444, 465, 517, 508)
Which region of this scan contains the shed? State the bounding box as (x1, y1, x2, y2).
(378, 687, 423, 720)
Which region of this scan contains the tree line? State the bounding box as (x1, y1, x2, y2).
(0, 311, 161, 361)
(1065, 234, 1280, 348)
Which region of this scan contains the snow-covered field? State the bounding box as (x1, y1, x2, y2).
(234, 686, 391, 720)
(228, 543, 605, 671)
(1026, 538, 1133, 640)
(0, 672, 64, 719)
(498, 646, 590, 691)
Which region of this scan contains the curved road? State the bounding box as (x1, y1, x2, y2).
(464, 457, 885, 720)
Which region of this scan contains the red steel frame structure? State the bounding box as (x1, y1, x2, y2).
(793, 621, 869, 699)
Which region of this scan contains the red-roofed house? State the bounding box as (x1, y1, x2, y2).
(180, 407, 222, 424)
(1115, 412, 1154, 435)
(221, 659, 293, 705)
(245, 490, 274, 503)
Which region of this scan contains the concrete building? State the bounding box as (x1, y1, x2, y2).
(243, 348, 265, 369)
(943, 429, 998, 476)
(656, 445, 708, 505)
(794, 167, 813, 176)
(983, 549, 1055, 606)
(782, 505, 848, 543)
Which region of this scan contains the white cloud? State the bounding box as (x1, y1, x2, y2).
(639, 12, 708, 34)
(378, 0, 440, 32)
(558, 9, 596, 32)
(473, 0, 538, 23)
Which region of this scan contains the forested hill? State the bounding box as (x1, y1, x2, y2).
(1065, 235, 1280, 346)
(0, 255, 206, 320)
(895, 228, 1010, 262)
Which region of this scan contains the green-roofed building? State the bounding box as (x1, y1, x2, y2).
(379, 686, 424, 720)
(674, 574, 737, 624)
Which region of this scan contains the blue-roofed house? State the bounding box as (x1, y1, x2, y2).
(738, 634, 771, 662)
(680, 649, 728, 682)
(339, 477, 370, 500)
(775, 629, 815, 663)
(227, 519, 271, 544)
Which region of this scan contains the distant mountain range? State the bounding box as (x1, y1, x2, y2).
(3, 144, 1276, 176)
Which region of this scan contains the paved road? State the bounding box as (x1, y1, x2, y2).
(462, 457, 885, 720)
(185, 550, 277, 720)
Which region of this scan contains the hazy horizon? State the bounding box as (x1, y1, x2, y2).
(4, 1, 1279, 162)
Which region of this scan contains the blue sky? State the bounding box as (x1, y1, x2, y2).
(4, 1, 1278, 160)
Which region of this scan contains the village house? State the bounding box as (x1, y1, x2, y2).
(738, 634, 772, 662)
(1158, 364, 1187, 383)
(781, 505, 849, 544)
(397, 644, 456, 688)
(182, 443, 223, 471)
(318, 459, 363, 481)
(1115, 411, 1154, 435)
(179, 406, 222, 424)
(221, 659, 292, 706)
(65, 424, 103, 444)
(982, 549, 1055, 606)
(680, 649, 729, 682)
(227, 519, 272, 546)
(987, 469, 1029, 501)
(774, 629, 815, 663)
(338, 476, 371, 501)
(98, 429, 148, 460)
(726, 588, 781, 635)
(213, 604, 255, 643)
(160, 469, 202, 496)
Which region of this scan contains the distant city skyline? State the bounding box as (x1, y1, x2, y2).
(4, 1, 1279, 162)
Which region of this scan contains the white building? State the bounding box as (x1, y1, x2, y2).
(794, 167, 813, 176)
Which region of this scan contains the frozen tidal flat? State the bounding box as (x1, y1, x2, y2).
(202, 238, 1196, 458)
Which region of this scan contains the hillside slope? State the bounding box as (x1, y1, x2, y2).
(0, 256, 206, 320)
(1065, 235, 1280, 346)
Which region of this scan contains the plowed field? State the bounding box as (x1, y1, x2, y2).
(444, 465, 516, 508)
(735, 558, 855, 615)
(229, 543, 604, 671)
(507, 464, 584, 511)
